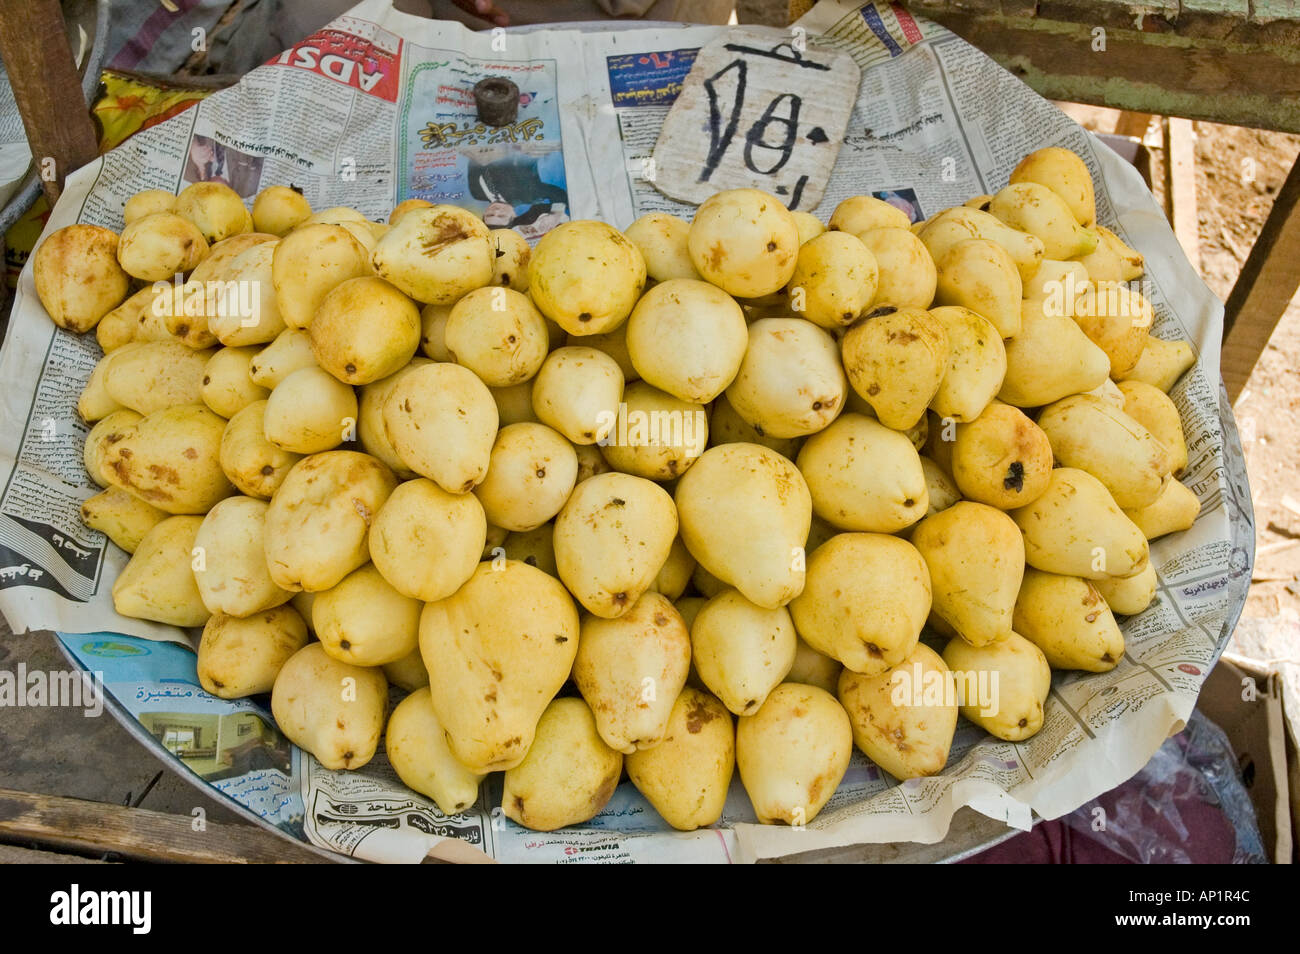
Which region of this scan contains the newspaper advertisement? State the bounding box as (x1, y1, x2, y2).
(1, 0, 1253, 863)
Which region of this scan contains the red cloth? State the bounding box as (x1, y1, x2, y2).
(963, 784, 1239, 864)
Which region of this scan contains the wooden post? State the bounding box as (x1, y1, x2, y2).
(1221, 157, 1300, 403)
(1166, 117, 1201, 271)
(1113, 112, 1154, 140)
(789, 0, 816, 22)
(0, 0, 100, 205)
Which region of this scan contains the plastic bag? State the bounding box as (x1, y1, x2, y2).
(1062, 709, 1268, 864)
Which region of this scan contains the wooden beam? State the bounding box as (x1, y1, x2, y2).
(1221, 156, 1300, 403)
(908, 0, 1300, 44)
(0, 0, 100, 204)
(898, 8, 1300, 133)
(0, 787, 327, 864)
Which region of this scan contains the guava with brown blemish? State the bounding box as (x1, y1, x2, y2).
(420, 560, 578, 773)
(554, 472, 677, 618)
(626, 687, 734, 830)
(103, 404, 233, 514)
(573, 591, 690, 753)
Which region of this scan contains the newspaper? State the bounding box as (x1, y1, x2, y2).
(0, 0, 1253, 863)
(0, 61, 32, 212)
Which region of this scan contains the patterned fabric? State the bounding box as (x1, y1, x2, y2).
(428, 0, 735, 25)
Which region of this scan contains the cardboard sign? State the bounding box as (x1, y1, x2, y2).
(649, 29, 860, 211)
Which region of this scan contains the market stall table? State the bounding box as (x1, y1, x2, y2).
(0, 0, 1257, 863)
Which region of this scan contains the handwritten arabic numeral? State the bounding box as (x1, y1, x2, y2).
(789, 175, 809, 211)
(700, 58, 747, 183)
(744, 93, 800, 177)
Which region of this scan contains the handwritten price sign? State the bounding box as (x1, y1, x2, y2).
(649, 29, 860, 211)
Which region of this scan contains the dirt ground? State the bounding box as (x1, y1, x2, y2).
(1195, 126, 1300, 623)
